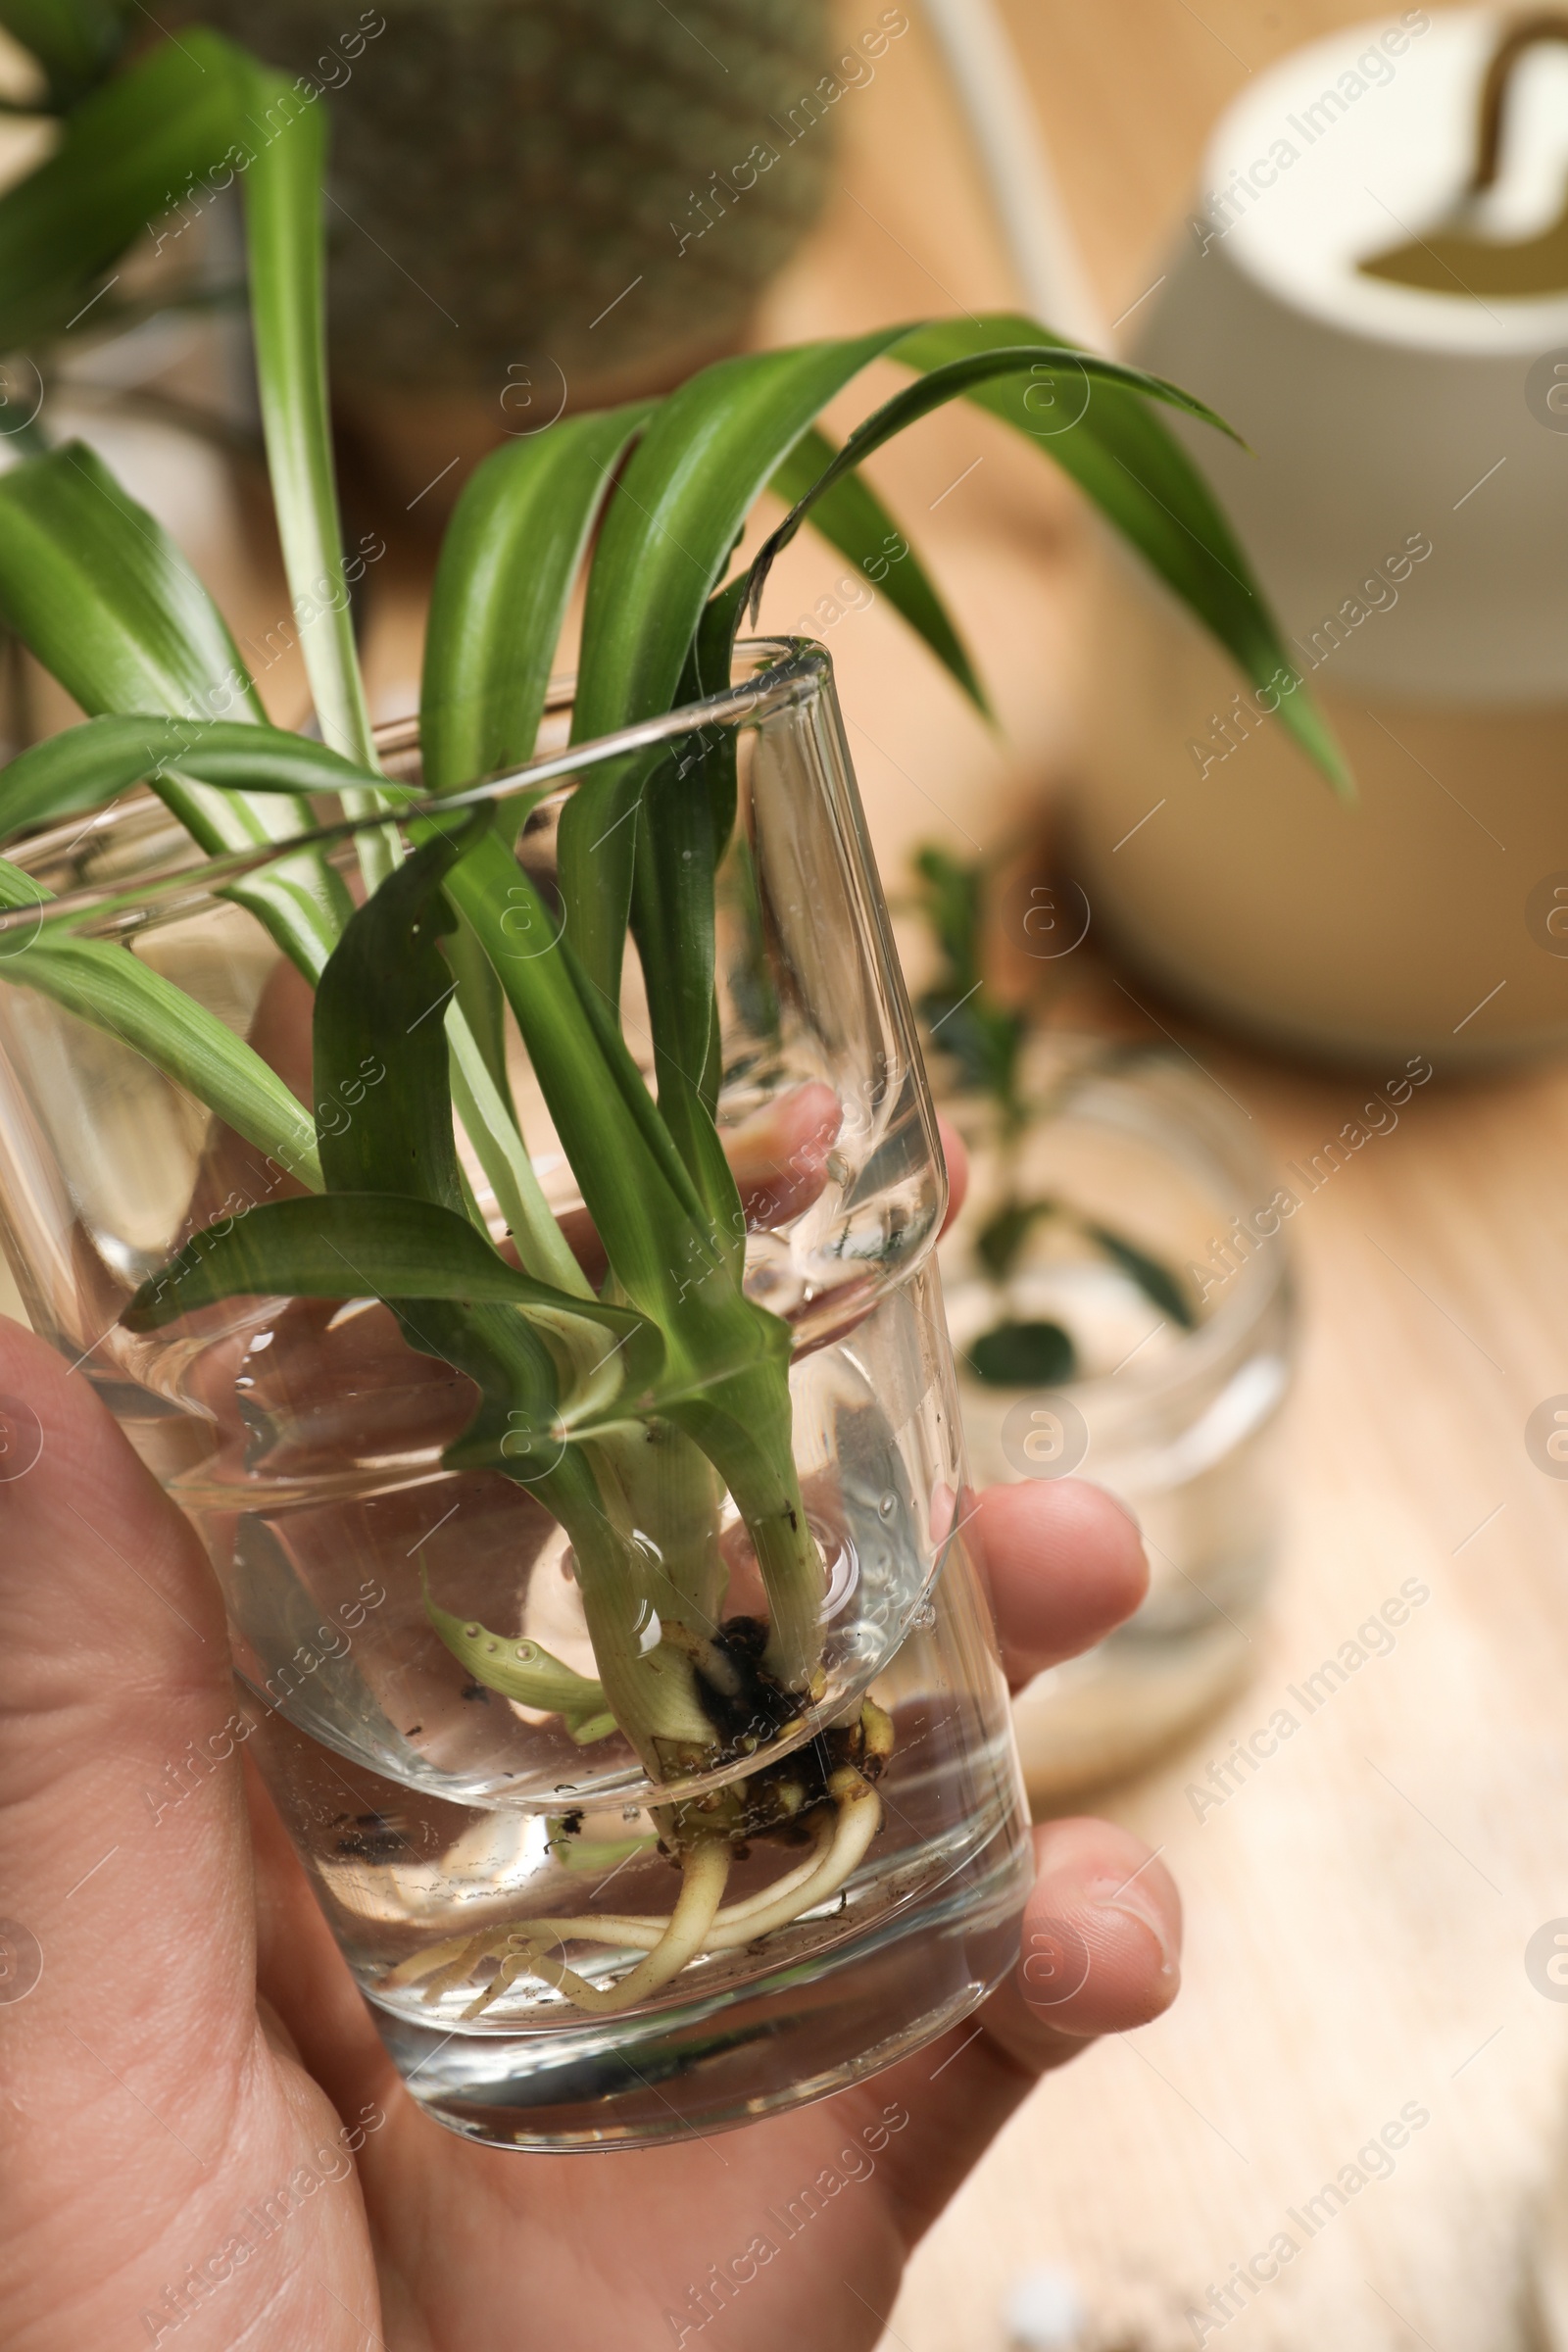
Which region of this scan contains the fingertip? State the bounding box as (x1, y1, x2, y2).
(975, 1478, 1149, 1686)
(1024, 1818, 1180, 2030)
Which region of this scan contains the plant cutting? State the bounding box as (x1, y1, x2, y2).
(0, 22, 1339, 2141)
(911, 844, 1195, 1391)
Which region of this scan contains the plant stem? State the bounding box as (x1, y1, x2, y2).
(598, 1416, 727, 1642)
(445, 1005, 588, 1295)
(546, 1444, 714, 1767)
(670, 1358, 822, 1693)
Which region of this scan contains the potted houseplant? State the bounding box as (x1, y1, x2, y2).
(0, 0, 846, 509)
(181, 0, 846, 501)
(0, 29, 1336, 2144)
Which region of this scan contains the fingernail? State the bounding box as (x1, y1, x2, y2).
(1089, 1874, 1177, 1977)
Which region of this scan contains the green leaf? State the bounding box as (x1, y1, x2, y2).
(632, 740, 743, 1272)
(0, 713, 391, 833)
(318, 807, 588, 1295)
(913, 845, 986, 993)
(312, 814, 486, 1212)
(1085, 1222, 1196, 1330)
(441, 1013, 587, 1297)
(420, 1574, 613, 1740)
(443, 829, 774, 1388)
(122, 1191, 645, 1342)
(629, 590, 749, 1270)
(0, 0, 124, 107)
(0, 443, 263, 725)
(0, 444, 351, 976)
(965, 1319, 1076, 1387)
(890, 317, 1350, 794)
(767, 425, 989, 717)
(238, 58, 379, 788)
(0, 856, 321, 1188)
(122, 1187, 664, 1458)
(436, 903, 506, 1100)
(563, 330, 908, 1001)
(975, 1198, 1047, 1281)
(748, 335, 1238, 610)
(0, 31, 247, 349)
(421, 403, 655, 797)
(420, 404, 654, 1137)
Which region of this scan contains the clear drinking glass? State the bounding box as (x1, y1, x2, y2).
(942, 1041, 1295, 1799)
(0, 643, 1031, 2147)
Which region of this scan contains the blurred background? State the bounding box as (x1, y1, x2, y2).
(4, 0, 1568, 2343)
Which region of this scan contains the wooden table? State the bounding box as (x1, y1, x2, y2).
(743, 6, 1568, 2346)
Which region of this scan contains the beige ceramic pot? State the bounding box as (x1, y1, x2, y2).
(1071, 8, 1568, 1067)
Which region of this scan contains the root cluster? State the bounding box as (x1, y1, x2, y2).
(387, 1696, 893, 2017)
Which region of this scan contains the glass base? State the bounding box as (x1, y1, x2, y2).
(372, 1835, 1026, 2149)
(239, 1438, 1035, 2151)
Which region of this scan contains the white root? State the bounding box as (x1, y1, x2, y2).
(382, 1816, 834, 1995)
(463, 1836, 732, 2018)
(385, 1772, 883, 2016)
(448, 1812, 840, 1960)
(703, 1773, 880, 1951)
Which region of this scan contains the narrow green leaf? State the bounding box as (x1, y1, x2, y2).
(0, 31, 247, 349)
(123, 1187, 664, 1449)
(0, 443, 263, 725)
(1085, 1222, 1196, 1330)
(0, 0, 124, 107)
(890, 317, 1350, 794)
(444, 830, 766, 1375)
(309, 820, 653, 1454)
(312, 815, 487, 1211)
(975, 1197, 1046, 1281)
(0, 856, 321, 1188)
(564, 330, 907, 1000)
(238, 57, 378, 787)
(443, 1013, 588, 1296)
(767, 425, 989, 718)
(0, 713, 391, 834)
(421, 404, 654, 796)
(420, 405, 655, 1134)
(441, 907, 514, 1130)
(629, 594, 748, 1270)
(420, 1573, 612, 1739)
(122, 1191, 643, 1336)
(0, 444, 351, 974)
(748, 338, 1238, 607)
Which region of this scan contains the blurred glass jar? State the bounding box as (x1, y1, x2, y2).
(940, 1041, 1296, 1799)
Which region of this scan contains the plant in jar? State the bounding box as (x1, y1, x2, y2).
(0, 25, 1339, 2078)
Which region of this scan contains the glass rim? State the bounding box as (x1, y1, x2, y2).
(0, 635, 828, 943)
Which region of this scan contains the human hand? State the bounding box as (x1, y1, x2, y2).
(0, 1130, 1178, 2352)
